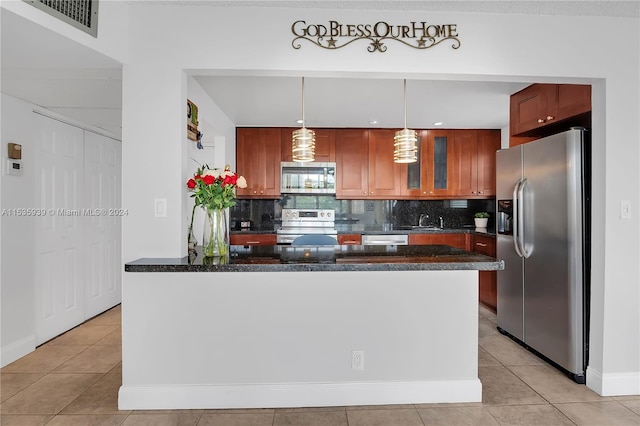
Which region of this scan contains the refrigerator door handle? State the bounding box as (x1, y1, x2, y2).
(512, 178, 525, 258)
(517, 178, 532, 258)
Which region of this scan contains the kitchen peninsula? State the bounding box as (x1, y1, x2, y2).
(120, 245, 503, 410)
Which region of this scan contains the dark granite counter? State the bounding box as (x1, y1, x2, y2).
(125, 244, 503, 273)
(231, 226, 496, 237)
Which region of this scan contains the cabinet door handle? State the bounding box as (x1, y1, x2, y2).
(476, 242, 487, 247)
(546, 115, 555, 121)
(537, 118, 545, 123)
(343, 240, 358, 244)
(246, 241, 260, 244)
(478, 191, 484, 194)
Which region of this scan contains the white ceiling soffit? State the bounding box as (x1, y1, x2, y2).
(0, 8, 122, 138)
(2, 2, 638, 141)
(194, 75, 530, 129)
(160, 1, 640, 18)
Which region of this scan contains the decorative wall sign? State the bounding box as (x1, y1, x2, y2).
(292, 20, 460, 52)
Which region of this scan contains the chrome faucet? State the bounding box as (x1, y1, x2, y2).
(419, 213, 429, 227)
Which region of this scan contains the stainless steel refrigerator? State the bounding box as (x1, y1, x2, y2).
(496, 128, 590, 384)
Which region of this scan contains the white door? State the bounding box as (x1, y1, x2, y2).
(84, 131, 122, 318)
(34, 114, 85, 345)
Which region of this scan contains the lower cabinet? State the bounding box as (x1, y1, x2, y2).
(230, 234, 277, 246)
(337, 234, 362, 245)
(408, 233, 469, 250)
(472, 234, 497, 312)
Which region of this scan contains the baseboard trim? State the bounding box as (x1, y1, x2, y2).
(118, 379, 482, 410)
(587, 366, 640, 396)
(1, 335, 36, 368)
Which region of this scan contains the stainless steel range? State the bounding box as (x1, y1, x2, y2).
(276, 208, 337, 244)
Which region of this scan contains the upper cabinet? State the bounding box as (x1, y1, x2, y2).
(510, 83, 591, 138)
(335, 129, 408, 199)
(237, 127, 500, 200)
(403, 129, 455, 198)
(452, 129, 501, 197)
(281, 128, 336, 162)
(236, 128, 282, 198)
(367, 129, 404, 198)
(335, 129, 369, 198)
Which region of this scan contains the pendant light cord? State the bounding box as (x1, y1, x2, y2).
(301, 77, 306, 127)
(403, 79, 407, 129)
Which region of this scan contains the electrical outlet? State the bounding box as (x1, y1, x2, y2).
(154, 198, 167, 218)
(352, 350, 364, 370)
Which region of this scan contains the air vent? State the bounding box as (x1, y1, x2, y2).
(24, 0, 98, 37)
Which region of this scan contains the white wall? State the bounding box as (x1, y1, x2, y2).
(183, 76, 236, 245)
(120, 270, 481, 408)
(120, 5, 639, 396)
(2, 3, 638, 396)
(0, 94, 123, 366)
(0, 0, 129, 64)
(0, 94, 38, 365)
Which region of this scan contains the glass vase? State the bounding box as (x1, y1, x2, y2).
(202, 207, 229, 258)
(187, 226, 197, 254)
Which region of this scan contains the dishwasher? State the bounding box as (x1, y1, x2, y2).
(361, 234, 408, 245)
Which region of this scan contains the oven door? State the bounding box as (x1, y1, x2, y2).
(276, 228, 338, 245)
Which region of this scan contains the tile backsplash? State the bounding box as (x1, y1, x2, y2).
(230, 195, 495, 231)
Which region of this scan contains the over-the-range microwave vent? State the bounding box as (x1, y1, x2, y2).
(24, 0, 98, 37)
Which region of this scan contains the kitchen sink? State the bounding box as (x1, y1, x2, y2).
(410, 225, 442, 230)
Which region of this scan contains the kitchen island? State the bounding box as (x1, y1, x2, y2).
(120, 245, 503, 410)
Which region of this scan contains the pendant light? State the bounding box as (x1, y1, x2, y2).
(394, 79, 418, 163)
(292, 77, 315, 162)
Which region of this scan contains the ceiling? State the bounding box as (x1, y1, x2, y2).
(2, 2, 638, 139)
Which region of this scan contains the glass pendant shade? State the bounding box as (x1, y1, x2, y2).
(394, 79, 418, 163)
(394, 128, 418, 163)
(292, 77, 315, 162)
(292, 127, 316, 162)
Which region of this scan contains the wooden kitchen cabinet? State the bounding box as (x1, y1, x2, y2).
(337, 234, 362, 245)
(230, 233, 277, 246)
(473, 234, 497, 312)
(236, 128, 281, 198)
(510, 83, 591, 137)
(281, 128, 336, 162)
(367, 129, 404, 198)
(403, 129, 456, 198)
(408, 233, 469, 250)
(336, 129, 402, 199)
(335, 129, 369, 198)
(452, 129, 501, 197)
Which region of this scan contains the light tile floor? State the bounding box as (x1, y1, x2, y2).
(1, 304, 639, 425)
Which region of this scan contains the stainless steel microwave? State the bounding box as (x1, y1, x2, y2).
(281, 162, 336, 194)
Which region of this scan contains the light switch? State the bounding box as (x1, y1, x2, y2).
(621, 200, 631, 219)
(154, 198, 167, 217)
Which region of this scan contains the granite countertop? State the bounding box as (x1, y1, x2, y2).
(231, 226, 496, 237)
(125, 244, 504, 273)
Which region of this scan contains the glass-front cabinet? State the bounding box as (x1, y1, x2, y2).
(403, 129, 455, 198)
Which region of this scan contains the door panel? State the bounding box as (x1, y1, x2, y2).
(496, 146, 524, 340)
(34, 114, 85, 345)
(84, 131, 122, 318)
(522, 131, 584, 374)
